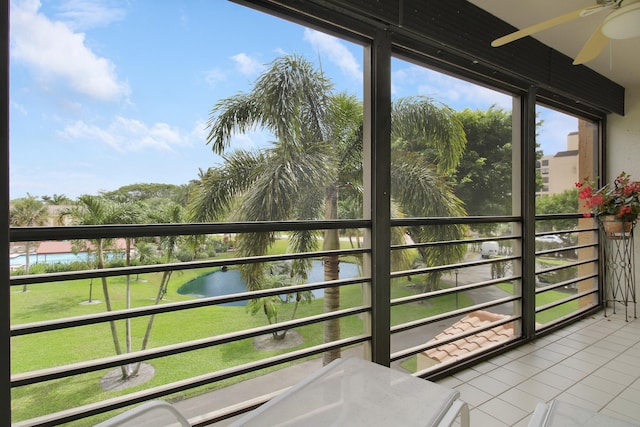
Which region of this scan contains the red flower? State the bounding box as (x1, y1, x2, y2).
(587, 194, 604, 208)
(578, 187, 593, 199)
(617, 205, 632, 218)
(577, 172, 640, 221)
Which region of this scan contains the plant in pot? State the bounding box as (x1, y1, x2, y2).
(577, 171, 640, 237)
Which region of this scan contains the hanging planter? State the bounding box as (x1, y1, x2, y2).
(577, 171, 640, 240)
(599, 215, 634, 240)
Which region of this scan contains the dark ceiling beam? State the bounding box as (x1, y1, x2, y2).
(238, 0, 624, 116)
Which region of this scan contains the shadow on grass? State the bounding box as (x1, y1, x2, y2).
(12, 296, 94, 321)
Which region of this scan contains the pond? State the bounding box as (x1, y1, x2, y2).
(177, 260, 360, 306)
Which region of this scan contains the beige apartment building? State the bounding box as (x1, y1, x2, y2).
(536, 131, 579, 196)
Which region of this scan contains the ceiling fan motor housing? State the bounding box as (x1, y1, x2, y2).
(601, 2, 640, 39)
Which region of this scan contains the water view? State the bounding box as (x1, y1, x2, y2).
(178, 260, 360, 306)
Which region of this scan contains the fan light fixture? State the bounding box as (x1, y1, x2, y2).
(601, 2, 640, 39)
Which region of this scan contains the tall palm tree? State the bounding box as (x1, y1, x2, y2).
(112, 203, 144, 357)
(63, 197, 148, 376)
(10, 194, 49, 291)
(390, 97, 469, 291)
(61, 196, 128, 377)
(191, 54, 467, 365)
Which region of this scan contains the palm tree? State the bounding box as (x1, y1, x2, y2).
(112, 203, 144, 357)
(147, 202, 184, 299)
(128, 202, 186, 377)
(190, 54, 467, 365)
(10, 194, 49, 291)
(61, 196, 128, 377)
(390, 97, 469, 291)
(246, 262, 311, 340)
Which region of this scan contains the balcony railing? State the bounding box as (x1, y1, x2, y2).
(9, 215, 601, 426)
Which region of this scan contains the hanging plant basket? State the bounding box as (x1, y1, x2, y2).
(599, 215, 634, 240)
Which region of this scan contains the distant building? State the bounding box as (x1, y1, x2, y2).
(536, 131, 578, 196)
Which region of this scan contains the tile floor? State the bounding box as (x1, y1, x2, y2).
(436, 310, 640, 426)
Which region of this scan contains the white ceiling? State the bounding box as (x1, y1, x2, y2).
(467, 0, 640, 89)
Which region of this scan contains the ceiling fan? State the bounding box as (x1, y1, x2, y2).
(491, 0, 640, 65)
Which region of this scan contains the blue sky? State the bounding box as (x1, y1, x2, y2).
(9, 0, 577, 200)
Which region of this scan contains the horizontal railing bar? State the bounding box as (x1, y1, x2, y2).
(11, 277, 370, 336)
(535, 288, 599, 314)
(12, 305, 370, 386)
(13, 335, 370, 427)
(10, 219, 371, 242)
(390, 275, 521, 307)
(535, 213, 586, 221)
(535, 273, 598, 294)
(391, 255, 520, 279)
(534, 242, 597, 256)
(535, 228, 597, 238)
(390, 215, 521, 227)
(391, 234, 520, 251)
(10, 247, 370, 286)
(535, 257, 597, 275)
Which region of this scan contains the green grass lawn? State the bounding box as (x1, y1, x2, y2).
(11, 262, 472, 425)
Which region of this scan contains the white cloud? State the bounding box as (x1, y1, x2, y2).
(203, 68, 227, 88)
(10, 100, 27, 116)
(10, 0, 129, 101)
(54, 0, 125, 31)
(393, 64, 511, 110)
(231, 133, 259, 151)
(191, 119, 209, 143)
(303, 29, 361, 80)
(59, 117, 189, 152)
(231, 53, 264, 76)
(228, 129, 273, 152)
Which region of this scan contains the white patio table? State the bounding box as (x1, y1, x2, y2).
(229, 357, 469, 427)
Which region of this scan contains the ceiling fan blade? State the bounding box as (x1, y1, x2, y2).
(573, 23, 610, 65)
(491, 4, 606, 47)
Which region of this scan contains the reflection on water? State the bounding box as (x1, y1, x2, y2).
(177, 260, 360, 306)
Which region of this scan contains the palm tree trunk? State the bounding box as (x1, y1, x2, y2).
(322, 185, 341, 365)
(131, 270, 170, 376)
(97, 240, 126, 378)
(125, 238, 132, 355)
(23, 242, 31, 292)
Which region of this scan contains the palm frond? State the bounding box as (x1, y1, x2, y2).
(188, 150, 264, 222)
(206, 93, 261, 154)
(392, 96, 466, 174)
(392, 152, 466, 218)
